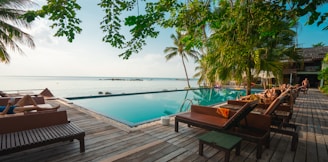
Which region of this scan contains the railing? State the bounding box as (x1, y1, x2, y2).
(179, 99, 194, 112)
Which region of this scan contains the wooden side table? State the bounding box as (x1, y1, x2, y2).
(198, 131, 242, 162)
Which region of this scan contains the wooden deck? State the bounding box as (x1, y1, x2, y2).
(0, 89, 328, 162)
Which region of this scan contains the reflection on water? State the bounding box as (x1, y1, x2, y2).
(191, 88, 247, 106)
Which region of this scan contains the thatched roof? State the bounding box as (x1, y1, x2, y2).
(298, 46, 328, 61)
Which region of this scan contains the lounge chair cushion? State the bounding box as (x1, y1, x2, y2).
(177, 112, 230, 128)
(23, 103, 55, 109)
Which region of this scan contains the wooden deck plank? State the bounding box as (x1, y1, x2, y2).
(82, 134, 160, 162)
(103, 140, 165, 162)
(313, 98, 328, 162)
(281, 128, 296, 162)
(155, 147, 187, 162)
(262, 131, 283, 161)
(271, 133, 292, 161)
(306, 106, 319, 162)
(115, 142, 177, 162)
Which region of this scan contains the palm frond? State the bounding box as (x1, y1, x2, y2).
(165, 51, 178, 61)
(0, 42, 10, 63)
(0, 0, 35, 63)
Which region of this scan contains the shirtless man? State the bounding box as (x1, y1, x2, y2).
(301, 78, 310, 94)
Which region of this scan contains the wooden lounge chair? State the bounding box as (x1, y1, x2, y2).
(263, 90, 299, 151)
(175, 100, 272, 159)
(0, 96, 59, 114)
(224, 89, 298, 151)
(175, 100, 258, 131)
(226, 87, 295, 124)
(0, 110, 85, 155)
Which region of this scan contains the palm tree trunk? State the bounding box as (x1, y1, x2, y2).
(246, 67, 252, 95)
(244, 47, 253, 95)
(181, 56, 191, 88)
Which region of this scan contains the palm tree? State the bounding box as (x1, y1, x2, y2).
(0, 0, 35, 63)
(194, 54, 222, 88)
(164, 31, 199, 88)
(202, 0, 300, 95)
(193, 56, 210, 87)
(312, 42, 325, 47)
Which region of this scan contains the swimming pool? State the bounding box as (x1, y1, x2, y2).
(71, 88, 262, 127)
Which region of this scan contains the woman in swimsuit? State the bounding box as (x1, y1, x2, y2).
(0, 95, 60, 115)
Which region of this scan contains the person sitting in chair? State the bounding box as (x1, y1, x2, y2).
(259, 88, 281, 104)
(0, 95, 60, 115)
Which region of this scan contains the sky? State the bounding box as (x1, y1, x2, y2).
(0, 0, 328, 78)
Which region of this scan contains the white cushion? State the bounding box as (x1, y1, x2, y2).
(23, 104, 53, 109)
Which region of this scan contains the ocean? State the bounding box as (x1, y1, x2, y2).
(0, 76, 199, 98)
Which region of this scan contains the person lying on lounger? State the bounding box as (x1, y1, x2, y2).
(0, 95, 60, 115)
(240, 88, 281, 104)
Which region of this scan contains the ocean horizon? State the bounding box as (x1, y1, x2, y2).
(0, 76, 199, 98)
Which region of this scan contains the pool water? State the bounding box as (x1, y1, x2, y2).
(72, 88, 262, 127)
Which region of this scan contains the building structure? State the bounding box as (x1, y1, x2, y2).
(282, 46, 328, 88)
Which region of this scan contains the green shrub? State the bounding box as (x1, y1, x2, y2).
(320, 86, 328, 94)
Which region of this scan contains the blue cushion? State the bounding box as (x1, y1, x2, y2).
(0, 105, 16, 114)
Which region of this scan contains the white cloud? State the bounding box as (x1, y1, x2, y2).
(29, 19, 59, 46)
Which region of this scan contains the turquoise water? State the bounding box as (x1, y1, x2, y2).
(72, 88, 262, 127)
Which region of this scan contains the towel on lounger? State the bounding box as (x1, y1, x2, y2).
(217, 108, 229, 118)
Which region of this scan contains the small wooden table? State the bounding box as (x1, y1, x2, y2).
(198, 131, 242, 162)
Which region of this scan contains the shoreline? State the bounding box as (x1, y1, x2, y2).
(0, 75, 200, 98)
